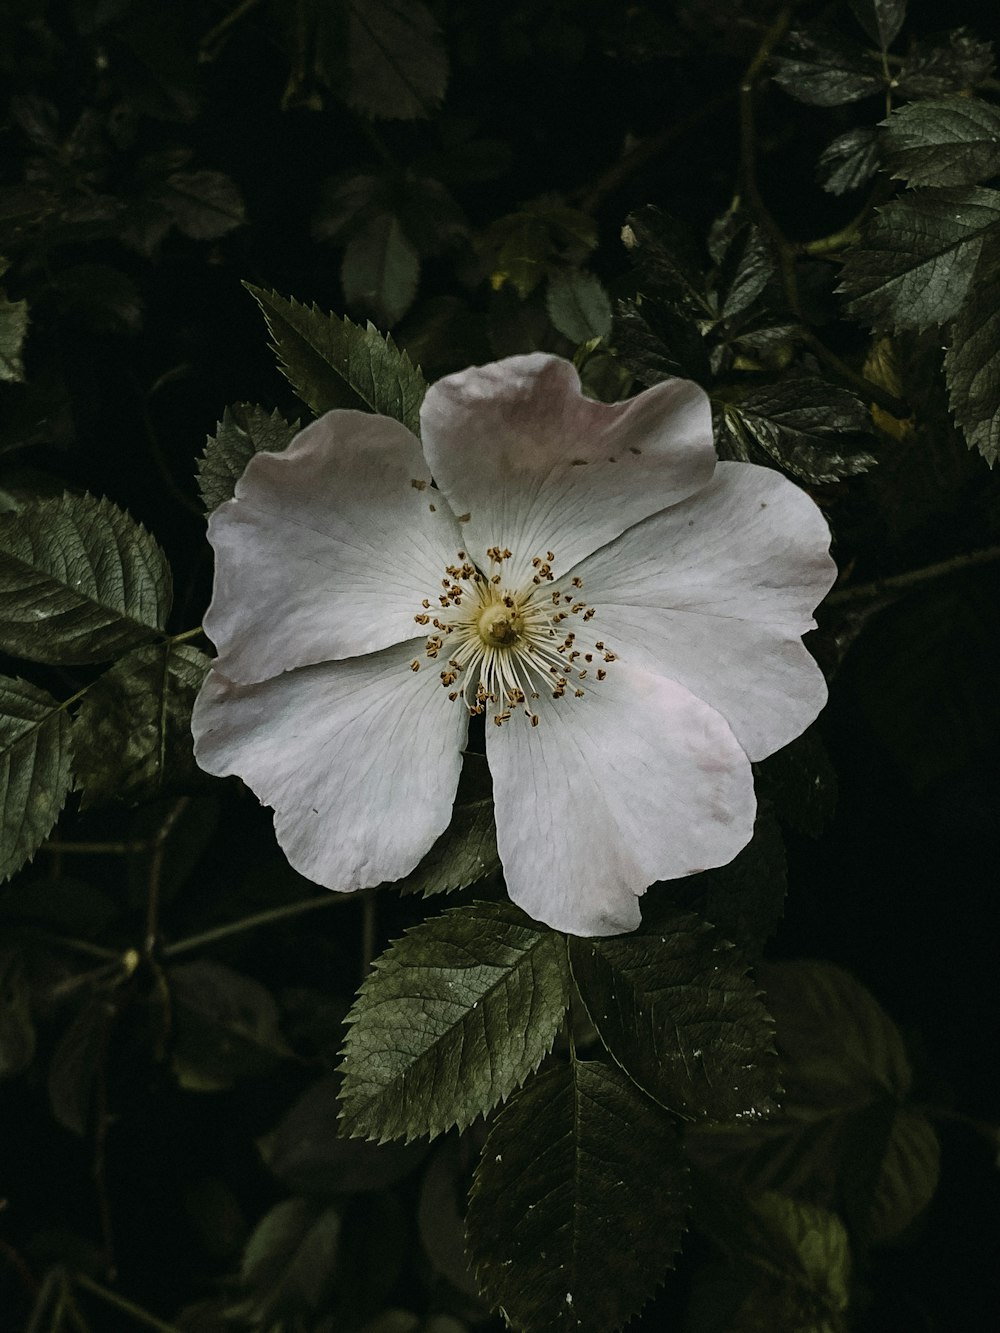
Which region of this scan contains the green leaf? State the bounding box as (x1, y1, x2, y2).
(53, 263, 144, 335)
(0, 492, 172, 664)
(771, 28, 884, 107)
(687, 961, 939, 1245)
(398, 798, 500, 897)
(47, 997, 110, 1135)
(341, 211, 420, 326)
(545, 269, 612, 343)
(197, 403, 299, 513)
(717, 375, 876, 483)
(338, 901, 571, 1143)
(881, 97, 1000, 188)
(466, 1060, 689, 1332)
(228, 1197, 341, 1326)
(244, 284, 426, 436)
(169, 959, 292, 1092)
(0, 265, 28, 382)
(72, 642, 210, 808)
(156, 169, 246, 240)
(945, 280, 1000, 464)
(817, 127, 880, 195)
(321, 0, 448, 120)
(896, 28, 995, 98)
(613, 296, 712, 386)
(261, 1074, 425, 1195)
(569, 913, 779, 1120)
(715, 222, 775, 322)
(622, 205, 708, 314)
(0, 947, 36, 1077)
(839, 186, 1000, 330)
(0, 676, 72, 882)
(849, 0, 905, 50)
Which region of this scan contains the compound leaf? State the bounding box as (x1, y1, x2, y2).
(849, 0, 906, 50)
(771, 28, 883, 107)
(245, 285, 426, 436)
(338, 901, 570, 1143)
(545, 269, 612, 344)
(0, 492, 172, 664)
(467, 1060, 689, 1333)
(817, 126, 880, 195)
(322, 0, 448, 121)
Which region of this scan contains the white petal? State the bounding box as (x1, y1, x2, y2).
(420, 355, 715, 586)
(192, 642, 468, 890)
(205, 411, 462, 683)
(568, 462, 836, 761)
(487, 663, 756, 937)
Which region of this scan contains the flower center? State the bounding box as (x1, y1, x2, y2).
(409, 545, 617, 726)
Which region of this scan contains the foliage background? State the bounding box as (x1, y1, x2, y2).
(1, 0, 999, 1330)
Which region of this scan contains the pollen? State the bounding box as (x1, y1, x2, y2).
(411, 546, 618, 725)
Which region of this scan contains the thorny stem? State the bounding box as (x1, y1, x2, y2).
(161, 888, 365, 958)
(827, 544, 1000, 608)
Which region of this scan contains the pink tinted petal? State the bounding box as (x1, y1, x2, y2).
(192, 642, 468, 890)
(205, 411, 462, 683)
(569, 462, 836, 761)
(420, 355, 715, 586)
(486, 663, 756, 937)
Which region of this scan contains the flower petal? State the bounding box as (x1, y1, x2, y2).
(486, 663, 756, 937)
(568, 462, 836, 761)
(192, 641, 468, 890)
(205, 411, 462, 683)
(420, 355, 715, 586)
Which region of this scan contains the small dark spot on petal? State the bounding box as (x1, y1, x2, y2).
(628, 446, 641, 455)
(570, 458, 587, 466)
(429, 503, 436, 511)
(457, 512, 471, 523)
(411, 478, 427, 490)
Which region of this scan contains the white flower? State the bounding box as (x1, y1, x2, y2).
(192, 354, 835, 936)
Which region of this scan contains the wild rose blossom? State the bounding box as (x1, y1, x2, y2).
(192, 354, 835, 936)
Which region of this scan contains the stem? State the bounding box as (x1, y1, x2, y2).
(161, 889, 364, 958)
(827, 545, 1000, 608)
(361, 887, 377, 979)
(800, 329, 909, 419)
(72, 1274, 182, 1333)
(199, 0, 265, 60)
(167, 626, 205, 646)
(144, 798, 190, 957)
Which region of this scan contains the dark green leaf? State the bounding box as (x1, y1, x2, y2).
(0, 947, 36, 1078)
(0, 675, 72, 882)
(817, 126, 880, 195)
(667, 807, 788, 961)
(569, 913, 779, 1120)
(0, 265, 28, 382)
(849, 0, 905, 50)
(687, 961, 938, 1245)
(753, 725, 838, 838)
(467, 1060, 689, 1332)
(261, 1073, 425, 1194)
(197, 403, 299, 513)
(622, 205, 708, 313)
(881, 97, 1000, 188)
(545, 269, 612, 343)
(169, 959, 292, 1091)
(244, 284, 427, 436)
(398, 798, 500, 897)
(944, 279, 1000, 464)
(417, 1139, 480, 1298)
(338, 901, 571, 1143)
(771, 28, 884, 107)
(716, 222, 775, 321)
(341, 211, 420, 326)
(321, 0, 448, 121)
(54, 263, 144, 335)
(716, 375, 876, 483)
(72, 642, 210, 808)
(839, 186, 1000, 330)
(228, 1197, 341, 1325)
(156, 169, 246, 239)
(896, 28, 995, 98)
(613, 296, 711, 386)
(0, 492, 172, 664)
(313, 172, 384, 244)
(48, 997, 110, 1135)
